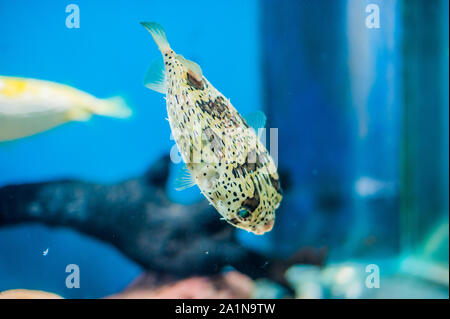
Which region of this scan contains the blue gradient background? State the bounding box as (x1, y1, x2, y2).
(0, 0, 261, 298)
(0, 0, 448, 298)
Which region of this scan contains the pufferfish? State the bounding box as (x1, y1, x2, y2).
(141, 22, 282, 235)
(0, 76, 131, 142)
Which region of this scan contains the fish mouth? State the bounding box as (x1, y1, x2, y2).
(251, 220, 274, 235)
(225, 214, 274, 235)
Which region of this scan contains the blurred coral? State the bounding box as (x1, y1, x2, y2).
(0, 289, 62, 299)
(106, 271, 254, 299)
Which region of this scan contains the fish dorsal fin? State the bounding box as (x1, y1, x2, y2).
(176, 54, 203, 83)
(245, 111, 267, 129)
(144, 58, 167, 94)
(244, 111, 267, 139)
(174, 164, 197, 191)
(140, 22, 171, 52)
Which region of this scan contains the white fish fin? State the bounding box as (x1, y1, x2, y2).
(100, 97, 132, 118)
(82, 96, 132, 119)
(244, 111, 267, 139)
(174, 165, 197, 191)
(66, 108, 93, 122)
(144, 58, 167, 94)
(176, 54, 203, 83)
(140, 22, 171, 52)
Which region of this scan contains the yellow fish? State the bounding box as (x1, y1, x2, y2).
(141, 22, 282, 235)
(0, 76, 131, 142)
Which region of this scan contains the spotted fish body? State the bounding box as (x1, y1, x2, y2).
(141, 22, 282, 235)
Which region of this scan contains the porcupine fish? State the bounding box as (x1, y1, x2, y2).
(0, 76, 131, 142)
(141, 22, 282, 235)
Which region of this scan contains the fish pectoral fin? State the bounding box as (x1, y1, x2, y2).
(244, 111, 267, 130)
(174, 164, 197, 191)
(244, 111, 267, 138)
(144, 58, 167, 94)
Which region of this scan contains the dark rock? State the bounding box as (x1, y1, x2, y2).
(0, 155, 324, 286)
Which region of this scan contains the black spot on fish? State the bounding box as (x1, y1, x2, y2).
(232, 149, 265, 178)
(270, 175, 283, 195)
(202, 127, 224, 159)
(196, 96, 236, 122)
(228, 217, 240, 225)
(241, 181, 260, 212)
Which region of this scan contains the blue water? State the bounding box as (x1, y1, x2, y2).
(0, 0, 261, 187)
(0, 0, 448, 299)
(0, 0, 261, 298)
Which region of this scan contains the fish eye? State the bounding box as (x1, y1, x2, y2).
(186, 72, 204, 89)
(237, 209, 250, 220)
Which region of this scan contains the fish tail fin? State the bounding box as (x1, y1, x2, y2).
(140, 22, 171, 52)
(86, 97, 132, 119)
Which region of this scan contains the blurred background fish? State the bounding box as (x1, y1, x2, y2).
(0, 76, 132, 142)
